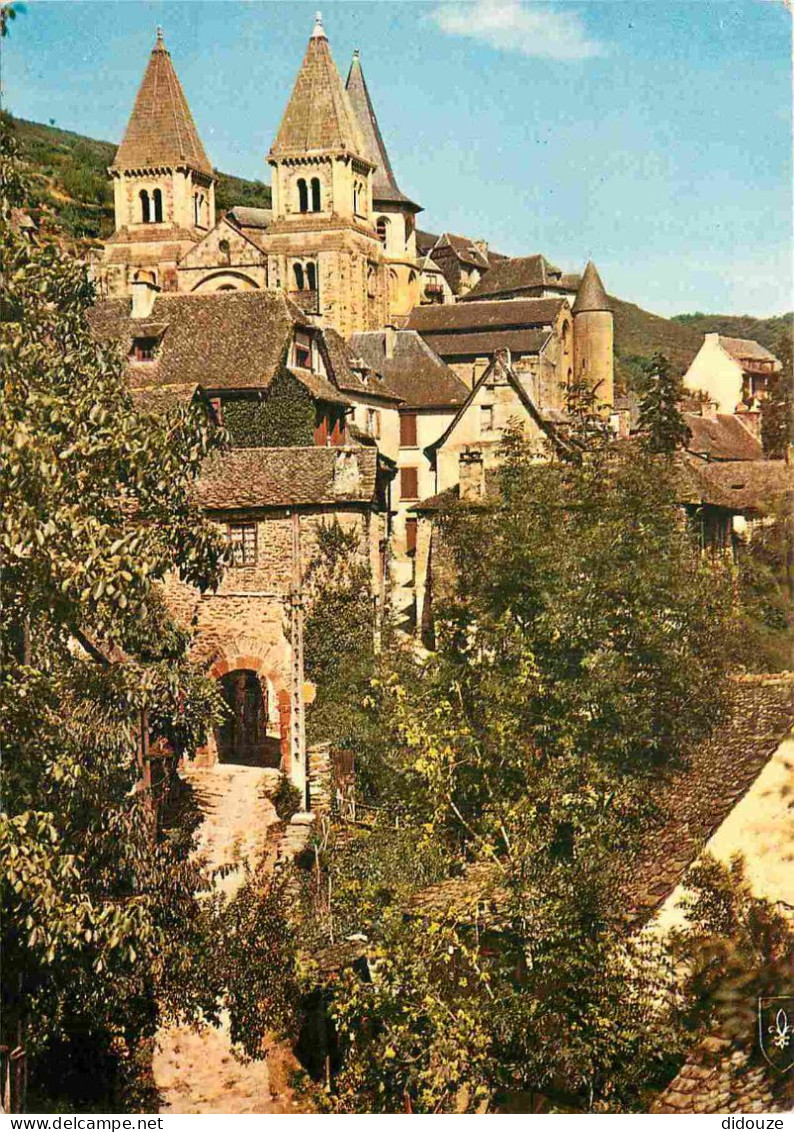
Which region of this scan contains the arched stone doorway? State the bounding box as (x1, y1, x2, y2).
(215, 669, 281, 767)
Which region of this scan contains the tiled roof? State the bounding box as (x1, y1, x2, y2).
(572, 260, 611, 314)
(226, 206, 272, 230)
(269, 16, 369, 160)
(345, 52, 419, 209)
(683, 413, 763, 461)
(420, 328, 550, 359)
(195, 446, 380, 509)
(130, 383, 202, 411)
(652, 1034, 794, 1114)
(718, 336, 779, 364)
(112, 30, 212, 176)
(89, 291, 318, 395)
(349, 330, 469, 408)
(462, 254, 563, 300)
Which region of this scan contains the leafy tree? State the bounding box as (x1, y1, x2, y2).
(1, 112, 228, 1109)
(290, 431, 738, 1112)
(761, 332, 793, 460)
(637, 352, 691, 454)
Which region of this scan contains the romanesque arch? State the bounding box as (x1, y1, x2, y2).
(190, 270, 260, 293)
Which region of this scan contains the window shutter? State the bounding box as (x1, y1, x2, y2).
(400, 412, 418, 447)
(400, 466, 419, 500)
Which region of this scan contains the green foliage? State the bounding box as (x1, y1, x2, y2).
(761, 331, 793, 459)
(215, 171, 272, 213)
(670, 854, 794, 1045)
(299, 431, 738, 1112)
(222, 370, 315, 448)
(272, 775, 302, 823)
(637, 352, 692, 454)
(672, 311, 794, 354)
(222, 871, 302, 1058)
(1, 113, 228, 1109)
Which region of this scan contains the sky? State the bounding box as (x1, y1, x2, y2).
(2, 0, 792, 317)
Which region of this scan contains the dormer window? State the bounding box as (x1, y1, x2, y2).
(293, 330, 313, 371)
(131, 336, 159, 362)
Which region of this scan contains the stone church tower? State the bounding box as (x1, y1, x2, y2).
(345, 51, 422, 321)
(572, 260, 614, 408)
(99, 28, 216, 297)
(262, 14, 387, 337)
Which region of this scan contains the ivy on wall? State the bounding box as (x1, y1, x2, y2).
(222, 367, 316, 447)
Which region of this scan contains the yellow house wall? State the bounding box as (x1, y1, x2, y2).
(683, 335, 745, 413)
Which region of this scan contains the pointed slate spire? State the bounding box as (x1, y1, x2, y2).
(572, 260, 611, 314)
(345, 50, 419, 209)
(112, 29, 213, 175)
(270, 14, 369, 160)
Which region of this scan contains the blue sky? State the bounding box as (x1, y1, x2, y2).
(3, 0, 791, 316)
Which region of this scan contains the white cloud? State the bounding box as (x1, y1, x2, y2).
(431, 0, 605, 61)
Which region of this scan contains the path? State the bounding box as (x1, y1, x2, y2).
(153, 762, 291, 1114)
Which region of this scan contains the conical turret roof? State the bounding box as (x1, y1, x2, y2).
(112, 28, 213, 176)
(270, 14, 370, 161)
(345, 51, 419, 210)
(572, 260, 611, 314)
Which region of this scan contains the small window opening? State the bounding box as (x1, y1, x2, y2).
(294, 330, 313, 371)
(311, 177, 321, 212)
(131, 336, 158, 362)
(152, 188, 163, 223)
(297, 178, 308, 213)
(228, 522, 258, 567)
(293, 263, 305, 291)
(306, 262, 317, 291)
(376, 217, 388, 246)
(139, 189, 150, 223)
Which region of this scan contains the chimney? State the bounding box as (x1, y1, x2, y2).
(700, 398, 718, 421)
(459, 447, 485, 502)
(130, 273, 160, 320)
(384, 325, 397, 360)
(332, 448, 362, 496)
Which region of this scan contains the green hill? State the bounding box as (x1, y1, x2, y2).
(670, 311, 792, 353)
(9, 115, 271, 243)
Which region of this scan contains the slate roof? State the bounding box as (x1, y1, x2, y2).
(626, 675, 794, 919)
(683, 413, 763, 462)
(320, 327, 403, 402)
(435, 232, 492, 269)
(195, 446, 379, 509)
(398, 676, 794, 929)
(344, 51, 419, 210)
(349, 330, 469, 408)
(420, 328, 551, 359)
(572, 260, 611, 314)
(112, 30, 213, 176)
(408, 298, 565, 333)
(695, 459, 794, 513)
(416, 229, 440, 256)
(652, 1034, 794, 1114)
(461, 254, 564, 301)
(269, 15, 369, 161)
(88, 290, 351, 400)
(226, 206, 273, 230)
(718, 336, 779, 364)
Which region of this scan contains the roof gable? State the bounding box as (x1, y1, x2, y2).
(683, 413, 763, 462)
(269, 16, 369, 160)
(718, 336, 779, 364)
(462, 254, 565, 301)
(349, 330, 468, 409)
(112, 29, 212, 176)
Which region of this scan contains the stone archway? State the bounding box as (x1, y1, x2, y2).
(205, 652, 288, 770)
(215, 669, 281, 767)
(191, 271, 260, 293)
